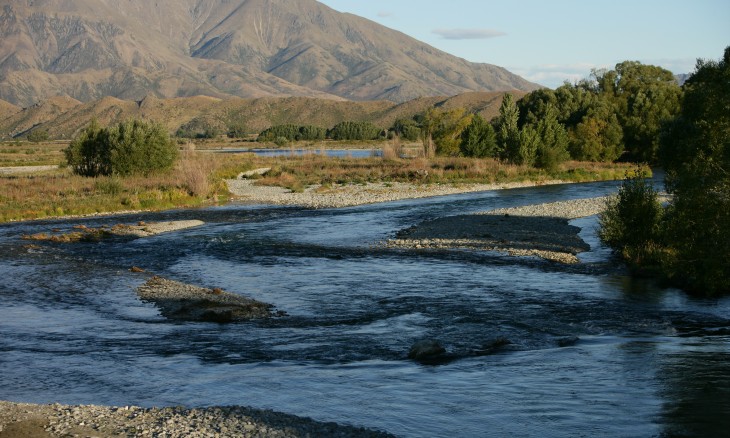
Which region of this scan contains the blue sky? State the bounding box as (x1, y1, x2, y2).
(317, 0, 730, 88)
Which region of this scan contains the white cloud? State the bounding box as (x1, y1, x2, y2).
(432, 28, 506, 40)
(510, 63, 610, 88)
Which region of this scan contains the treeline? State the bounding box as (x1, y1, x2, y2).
(599, 47, 730, 296)
(258, 121, 385, 143)
(406, 61, 682, 169)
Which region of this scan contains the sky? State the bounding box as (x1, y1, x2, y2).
(317, 0, 730, 89)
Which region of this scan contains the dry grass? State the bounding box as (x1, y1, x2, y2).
(1, 149, 635, 223)
(0, 141, 67, 166)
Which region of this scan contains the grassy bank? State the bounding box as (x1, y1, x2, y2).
(1, 146, 636, 223)
(219, 153, 636, 193)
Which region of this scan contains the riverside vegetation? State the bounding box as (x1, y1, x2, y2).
(600, 47, 730, 296)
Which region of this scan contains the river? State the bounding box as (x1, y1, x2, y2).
(1, 179, 728, 437)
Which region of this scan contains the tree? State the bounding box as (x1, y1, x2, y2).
(599, 169, 664, 267)
(65, 119, 111, 177)
(65, 119, 178, 177)
(107, 119, 178, 176)
(496, 94, 521, 162)
(460, 114, 497, 158)
(658, 47, 730, 295)
(569, 101, 624, 162)
(419, 108, 472, 156)
(534, 105, 570, 171)
(596, 61, 682, 162)
(328, 121, 382, 141)
(390, 118, 421, 142)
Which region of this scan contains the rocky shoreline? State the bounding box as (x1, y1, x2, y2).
(385, 197, 611, 263)
(0, 401, 394, 438)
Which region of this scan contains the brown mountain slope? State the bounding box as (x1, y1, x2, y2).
(0, 0, 540, 107)
(0, 99, 20, 121)
(0, 92, 517, 140)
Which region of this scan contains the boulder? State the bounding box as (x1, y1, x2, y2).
(408, 340, 447, 364)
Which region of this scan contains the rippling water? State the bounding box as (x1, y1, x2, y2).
(1, 179, 729, 437)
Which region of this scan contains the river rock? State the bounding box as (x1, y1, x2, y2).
(137, 276, 278, 323)
(408, 339, 446, 363)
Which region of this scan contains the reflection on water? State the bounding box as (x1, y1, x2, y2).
(1, 179, 728, 437)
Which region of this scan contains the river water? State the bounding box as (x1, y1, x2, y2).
(1, 179, 728, 437)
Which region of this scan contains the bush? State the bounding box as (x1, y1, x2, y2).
(258, 125, 301, 142)
(65, 119, 178, 177)
(599, 169, 664, 267)
(27, 129, 50, 143)
(328, 121, 382, 141)
(390, 118, 421, 142)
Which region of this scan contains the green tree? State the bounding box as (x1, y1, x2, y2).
(516, 125, 538, 166)
(65, 119, 177, 177)
(569, 101, 624, 162)
(258, 125, 301, 142)
(531, 105, 570, 171)
(596, 61, 682, 162)
(65, 119, 111, 177)
(496, 94, 521, 162)
(298, 125, 327, 141)
(460, 114, 497, 158)
(107, 119, 178, 176)
(390, 118, 421, 142)
(419, 108, 472, 156)
(659, 47, 730, 295)
(599, 169, 664, 267)
(328, 121, 382, 141)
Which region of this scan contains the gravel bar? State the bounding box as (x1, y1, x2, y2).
(0, 401, 395, 437)
(226, 178, 569, 209)
(386, 197, 611, 264)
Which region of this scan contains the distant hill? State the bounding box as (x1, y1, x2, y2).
(0, 0, 540, 107)
(0, 92, 523, 140)
(675, 74, 690, 86)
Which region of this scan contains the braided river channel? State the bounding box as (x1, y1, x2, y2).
(1, 178, 729, 437)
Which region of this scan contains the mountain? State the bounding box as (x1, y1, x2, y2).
(0, 0, 540, 107)
(0, 92, 523, 140)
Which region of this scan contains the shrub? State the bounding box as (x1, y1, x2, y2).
(599, 169, 664, 267)
(27, 129, 50, 143)
(65, 119, 111, 177)
(390, 118, 421, 142)
(65, 119, 178, 177)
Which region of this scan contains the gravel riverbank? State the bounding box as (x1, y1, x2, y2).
(386, 197, 611, 263)
(226, 176, 569, 209)
(0, 401, 394, 438)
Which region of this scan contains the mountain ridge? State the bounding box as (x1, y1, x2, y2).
(0, 0, 540, 106)
(0, 91, 526, 140)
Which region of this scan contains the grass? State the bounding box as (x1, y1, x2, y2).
(0, 141, 68, 167)
(1, 145, 636, 223)
(0, 152, 229, 223)
(216, 154, 636, 192)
